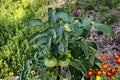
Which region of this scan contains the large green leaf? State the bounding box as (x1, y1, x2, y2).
(74, 27, 83, 36)
(82, 17, 93, 26)
(89, 46, 97, 65)
(55, 11, 74, 23)
(71, 45, 84, 58)
(34, 37, 51, 47)
(28, 19, 43, 27)
(94, 23, 114, 36)
(48, 8, 56, 24)
(70, 58, 92, 75)
(29, 32, 42, 42)
(69, 66, 83, 80)
(56, 26, 64, 43)
(29, 28, 53, 42)
(78, 40, 89, 56)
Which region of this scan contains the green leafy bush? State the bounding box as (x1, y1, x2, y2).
(23, 8, 114, 80)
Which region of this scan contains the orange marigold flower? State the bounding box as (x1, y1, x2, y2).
(106, 70, 114, 78)
(114, 54, 120, 60)
(111, 67, 119, 74)
(101, 62, 110, 70)
(86, 70, 94, 78)
(9, 71, 14, 77)
(96, 70, 103, 76)
(114, 67, 119, 73)
(101, 54, 108, 60)
(115, 58, 120, 65)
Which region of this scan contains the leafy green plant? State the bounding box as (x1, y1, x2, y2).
(98, 6, 109, 14)
(23, 8, 114, 80)
(101, 15, 117, 24)
(104, 0, 120, 8)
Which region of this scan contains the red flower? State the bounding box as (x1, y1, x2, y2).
(101, 54, 108, 60)
(111, 67, 119, 75)
(96, 70, 103, 76)
(115, 58, 120, 65)
(101, 62, 110, 70)
(86, 70, 94, 78)
(106, 70, 114, 78)
(114, 67, 119, 73)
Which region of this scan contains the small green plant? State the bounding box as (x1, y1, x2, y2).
(104, 0, 120, 8)
(85, 0, 96, 10)
(101, 15, 117, 24)
(98, 6, 109, 14)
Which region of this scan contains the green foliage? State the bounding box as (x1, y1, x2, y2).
(104, 0, 120, 8)
(98, 6, 109, 13)
(101, 15, 117, 24)
(94, 23, 114, 36)
(0, 0, 115, 79)
(25, 8, 114, 79)
(0, 0, 50, 79)
(0, 27, 33, 78)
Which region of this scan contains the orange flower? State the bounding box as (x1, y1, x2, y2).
(106, 70, 114, 78)
(101, 62, 110, 70)
(114, 67, 119, 73)
(111, 67, 119, 74)
(115, 58, 120, 65)
(86, 70, 94, 77)
(114, 54, 120, 60)
(101, 54, 108, 60)
(96, 70, 103, 76)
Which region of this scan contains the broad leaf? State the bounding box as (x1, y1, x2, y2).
(82, 17, 93, 26)
(28, 19, 43, 27)
(89, 46, 97, 65)
(94, 23, 114, 36)
(71, 45, 84, 58)
(34, 37, 51, 47)
(29, 28, 53, 42)
(29, 32, 42, 42)
(78, 40, 89, 56)
(70, 58, 92, 75)
(56, 26, 64, 43)
(48, 8, 56, 24)
(55, 11, 74, 23)
(74, 27, 83, 36)
(69, 66, 83, 80)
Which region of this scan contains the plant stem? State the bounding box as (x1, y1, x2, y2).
(57, 66, 61, 80)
